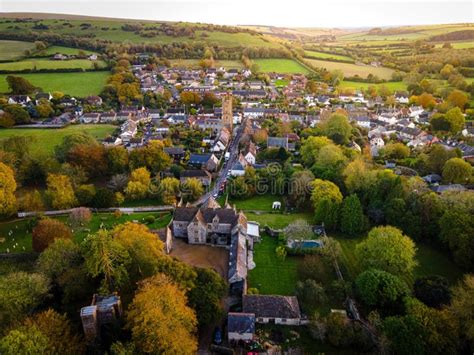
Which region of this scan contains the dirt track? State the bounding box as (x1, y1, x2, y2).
(170, 238, 229, 279)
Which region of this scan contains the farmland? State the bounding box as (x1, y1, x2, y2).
(169, 59, 244, 69)
(0, 124, 116, 157)
(0, 40, 36, 61)
(339, 80, 407, 91)
(35, 45, 99, 56)
(0, 58, 107, 71)
(0, 71, 110, 97)
(306, 58, 396, 79)
(304, 50, 354, 62)
(254, 59, 310, 74)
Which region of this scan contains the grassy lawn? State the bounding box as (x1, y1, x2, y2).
(229, 194, 282, 212)
(0, 124, 117, 157)
(0, 212, 172, 253)
(334, 234, 463, 285)
(304, 50, 354, 62)
(254, 59, 310, 74)
(339, 80, 407, 91)
(274, 79, 289, 87)
(248, 233, 298, 295)
(245, 211, 314, 230)
(306, 58, 395, 80)
(0, 40, 36, 61)
(0, 59, 107, 71)
(0, 71, 110, 97)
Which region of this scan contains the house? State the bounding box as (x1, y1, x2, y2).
(35, 92, 52, 104)
(422, 174, 442, 184)
(180, 170, 212, 186)
(267, 136, 289, 150)
(53, 53, 68, 60)
(228, 313, 255, 342)
(243, 141, 257, 165)
(86, 95, 103, 106)
(8, 95, 31, 106)
(100, 112, 117, 123)
(81, 112, 100, 124)
(80, 294, 122, 341)
(230, 161, 246, 177)
(370, 137, 385, 157)
(188, 153, 219, 172)
(242, 295, 304, 325)
(164, 147, 185, 162)
(431, 184, 466, 193)
(352, 116, 371, 129)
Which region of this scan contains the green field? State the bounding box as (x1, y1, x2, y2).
(0, 58, 107, 71)
(248, 234, 299, 295)
(0, 40, 36, 61)
(435, 41, 474, 49)
(228, 194, 283, 212)
(169, 59, 244, 69)
(0, 71, 110, 97)
(254, 59, 310, 74)
(246, 212, 314, 230)
(306, 58, 395, 79)
(0, 124, 116, 157)
(304, 50, 354, 62)
(36, 45, 98, 56)
(339, 80, 407, 91)
(0, 212, 172, 253)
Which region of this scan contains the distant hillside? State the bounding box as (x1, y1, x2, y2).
(0, 12, 289, 58)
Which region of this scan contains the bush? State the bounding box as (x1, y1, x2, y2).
(144, 215, 156, 224)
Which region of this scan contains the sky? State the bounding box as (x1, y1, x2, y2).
(0, 0, 473, 28)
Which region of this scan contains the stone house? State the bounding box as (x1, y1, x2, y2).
(242, 295, 304, 325)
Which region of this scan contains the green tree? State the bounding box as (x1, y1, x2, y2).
(450, 275, 474, 348)
(295, 279, 326, 313)
(414, 275, 451, 308)
(126, 274, 198, 354)
(356, 226, 417, 276)
(426, 144, 459, 174)
(129, 140, 171, 174)
(0, 326, 49, 355)
(355, 269, 409, 311)
(106, 146, 129, 174)
(160, 177, 180, 205)
(82, 229, 131, 292)
(322, 113, 352, 145)
(181, 177, 204, 202)
(442, 157, 472, 184)
(381, 143, 410, 160)
(445, 107, 465, 133)
(6, 75, 36, 94)
(311, 179, 342, 230)
(36, 239, 82, 281)
(187, 268, 226, 327)
(300, 136, 333, 167)
(340, 194, 367, 236)
(55, 132, 98, 162)
(0, 272, 49, 325)
(283, 219, 314, 241)
(289, 170, 315, 209)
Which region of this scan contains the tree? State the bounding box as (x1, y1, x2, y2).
(0, 326, 49, 355)
(355, 269, 409, 311)
(3, 104, 30, 124)
(181, 177, 204, 202)
(343, 158, 376, 194)
(46, 174, 77, 209)
(450, 275, 474, 347)
(430, 113, 451, 131)
(32, 218, 73, 253)
(125, 167, 151, 200)
(383, 314, 426, 354)
(0, 272, 49, 324)
(187, 268, 226, 327)
(311, 179, 343, 230)
(55, 132, 98, 162)
(36, 101, 54, 118)
(283, 219, 314, 241)
(67, 144, 107, 177)
(381, 143, 410, 160)
(295, 279, 326, 313)
(340, 194, 367, 236)
(445, 107, 465, 134)
(414, 275, 451, 308)
(300, 136, 333, 167)
(160, 177, 180, 205)
(356, 226, 417, 276)
(417, 92, 436, 109)
(106, 146, 129, 174)
(289, 170, 315, 209)
(112, 222, 165, 282)
(6, 75, 36, 94)
(313, 144, 347, 182)
(69, 207, 92, 227)
(82, 229, 131, 292)
(0, 162, 17, 217)
(427, 144, 459, 174)
(129, 140, 171, 174)
(442, 157, 472, 184)
(36, 238, 82, 281)
(447, 89, 468, 109)
(180, 91, 201, 106)
(18, 189, 44, 212)
(126, 274, 198, 354)
(322, 113, 352, 145)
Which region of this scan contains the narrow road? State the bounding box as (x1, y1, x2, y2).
(196, 119, 246, 206)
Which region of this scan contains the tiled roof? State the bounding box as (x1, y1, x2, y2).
(243, 295, 301, 319)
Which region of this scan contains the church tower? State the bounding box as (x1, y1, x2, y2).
(222, 92, 233, 131)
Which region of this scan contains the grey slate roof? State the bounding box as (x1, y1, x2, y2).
(228, 313, 255, 334)
(243, 295, 301, 319)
